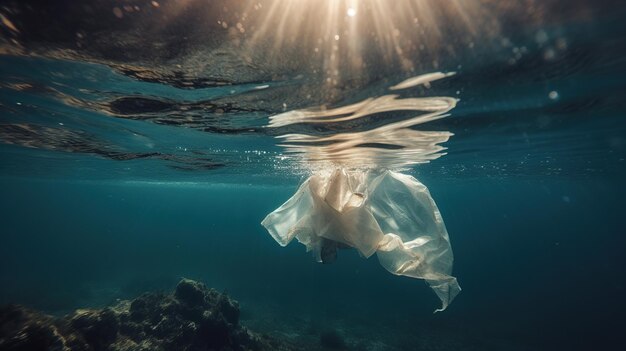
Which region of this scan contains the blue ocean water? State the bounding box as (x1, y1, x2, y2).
(1, 1, 625, 350)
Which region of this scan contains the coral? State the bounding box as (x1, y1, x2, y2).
(0, 279, 292, 351)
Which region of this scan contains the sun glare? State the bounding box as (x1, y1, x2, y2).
(238, 0, 509, 87)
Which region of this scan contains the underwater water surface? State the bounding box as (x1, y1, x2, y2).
(1, 1, 625, 350)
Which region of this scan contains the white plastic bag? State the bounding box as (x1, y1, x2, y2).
(262, 168, 460, 312)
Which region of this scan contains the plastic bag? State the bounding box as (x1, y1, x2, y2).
(262, 168, 460, 312)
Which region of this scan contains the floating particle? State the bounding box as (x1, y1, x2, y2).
(535, 30, 548, 44)
(347, 8, 357, 17)
(334, 34, 340, 41)
(543, 48, 556, 60)
(151, 1, 160, 8)
(549, 91, 559, 100)
(112, 7, 123, 18)
(0, 14, 19, 32)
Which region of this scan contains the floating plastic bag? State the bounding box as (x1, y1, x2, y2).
(262, 168, 460, 312)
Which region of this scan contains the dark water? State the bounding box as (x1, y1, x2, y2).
(1, 1, 625, 350)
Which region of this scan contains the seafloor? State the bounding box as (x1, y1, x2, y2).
(0, 278, 526, 351)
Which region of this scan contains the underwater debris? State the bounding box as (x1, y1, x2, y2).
(262, 168, 460, 312)
(0, 278, 293, 351)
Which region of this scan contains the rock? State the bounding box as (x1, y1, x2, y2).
(0, 305, 90, 351)
(175, 278, 208, 306)
(70, 308, 119, 350)
(0, 279, 293, 351)
(217, 294, 240, 326)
